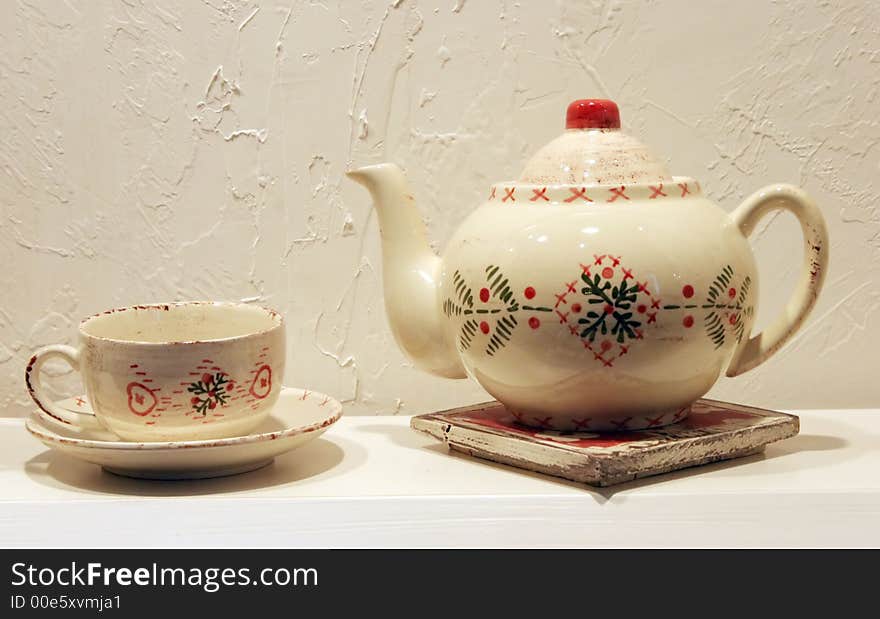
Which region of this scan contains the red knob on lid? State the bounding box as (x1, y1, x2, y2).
(566, 99, 620, 129)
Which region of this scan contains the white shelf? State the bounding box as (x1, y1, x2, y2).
(1, 409, 878, 547)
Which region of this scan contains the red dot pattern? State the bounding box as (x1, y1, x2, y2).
(479, 288, 490, 302)
(683, 315, 694, 328)
(682, 285, 694, 298)
(528, 317, 540, 329)
(524, 286, 536, 299)
(480, 321, 490, 334)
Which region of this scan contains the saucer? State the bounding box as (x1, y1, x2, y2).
(25, 387, 342, 480)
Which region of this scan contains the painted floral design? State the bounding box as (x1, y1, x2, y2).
(443, 265, 551, 356)
(187, 372, 234, 416)
(122, 355, 276, 428)
(578, 268, 643, 343)
(552, 255, 656, 366)
(661, 265, 753, 349)
(444, 256, 755, 367)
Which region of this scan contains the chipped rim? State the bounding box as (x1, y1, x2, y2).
(78, 301, 284, 347)
(25, 387, 342, 452)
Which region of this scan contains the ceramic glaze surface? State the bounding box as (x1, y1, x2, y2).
(25, 387, 341, 480)
(25, 303, 285, 441)
(349, 99, 829, 431)
(440, 182, 757, 429)
(520, 100, 672, 186)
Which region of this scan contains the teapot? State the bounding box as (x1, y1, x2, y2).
(348, 99, 828, 431)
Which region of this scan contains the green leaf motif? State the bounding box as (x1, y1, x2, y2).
(442, 265, 551, 357)
(578, 270, 642, 343)
(187, 372, 232, 417)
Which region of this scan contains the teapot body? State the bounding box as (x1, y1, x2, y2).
(439, 179, 757, 431)
(349, 99, 828, 432)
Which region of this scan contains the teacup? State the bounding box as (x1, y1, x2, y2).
(25, 302, 285, 441)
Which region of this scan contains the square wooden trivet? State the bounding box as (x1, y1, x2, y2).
(411, 399, 798, 487)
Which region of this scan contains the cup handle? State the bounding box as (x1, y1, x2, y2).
(726, 184, 829, 377)
(25, 345, 103, 429)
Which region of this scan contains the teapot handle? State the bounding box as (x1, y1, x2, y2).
(725, 184, 829, 377)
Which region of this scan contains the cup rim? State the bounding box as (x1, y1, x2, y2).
(78, 301, 284, 346)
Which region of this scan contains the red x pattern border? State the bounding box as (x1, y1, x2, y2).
(487, 177, 702, 204)
(509, 406, 689, 431)
(553, 254, 663, 368)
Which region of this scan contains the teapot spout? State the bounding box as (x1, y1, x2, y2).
(347, 163, 466, 378)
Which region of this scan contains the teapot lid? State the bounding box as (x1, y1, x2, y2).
(518, 99, 673, 185)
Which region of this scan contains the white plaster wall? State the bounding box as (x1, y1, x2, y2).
(2, 0, 878, 418)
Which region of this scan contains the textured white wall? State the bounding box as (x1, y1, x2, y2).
(2, 0, 878, 418)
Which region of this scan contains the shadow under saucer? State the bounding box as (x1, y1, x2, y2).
(23, 435, 367, 497)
